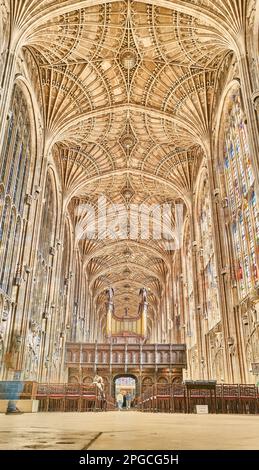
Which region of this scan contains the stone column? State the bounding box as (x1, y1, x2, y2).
(45, 203, 65, 383)
(189, 195, 204, 379)
(59, 242, 77, 382)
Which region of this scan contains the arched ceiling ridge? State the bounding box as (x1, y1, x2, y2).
(83, 239, 171, 266)
(62, 168, 192, 207)
(13, 0, 240, 53)
(48, 104, 202, 149)
(88, 260, 165, 287)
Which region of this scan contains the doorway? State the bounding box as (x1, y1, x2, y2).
(114, 375, 137, 409)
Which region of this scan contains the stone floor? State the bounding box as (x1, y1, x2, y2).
(0, 411, 259, 450)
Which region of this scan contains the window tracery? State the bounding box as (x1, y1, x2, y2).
(0, 0, 9, 82)
(0, 85, 31, 295)
(224, 94, 259, 298)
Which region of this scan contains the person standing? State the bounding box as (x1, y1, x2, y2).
(126, 392, 132, 410)
(116, 391, 123, 410)
(122, 391, 127, 408)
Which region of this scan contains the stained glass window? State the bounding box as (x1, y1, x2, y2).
(224, 93, 259, 298)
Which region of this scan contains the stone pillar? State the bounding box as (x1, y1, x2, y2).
(45, 203, 65, 383)
(189, 196, 204, 379)
(178, 255, 185, 345)
(59, 243, 77, 382)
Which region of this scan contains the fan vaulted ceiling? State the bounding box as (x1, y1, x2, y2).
(14, 0, 247, 323)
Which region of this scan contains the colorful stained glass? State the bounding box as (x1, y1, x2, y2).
(224, 94, 259, 297)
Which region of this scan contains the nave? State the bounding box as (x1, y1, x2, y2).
(1, 2, 259, 448)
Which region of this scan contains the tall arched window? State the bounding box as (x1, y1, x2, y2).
(223, 92, 259, 298)
(0, 1, 9, 83)
(0, 84, 32, 295)
(0, 86, 31, 198)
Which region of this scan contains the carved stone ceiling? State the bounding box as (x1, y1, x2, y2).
(16, 0, 241, 321)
